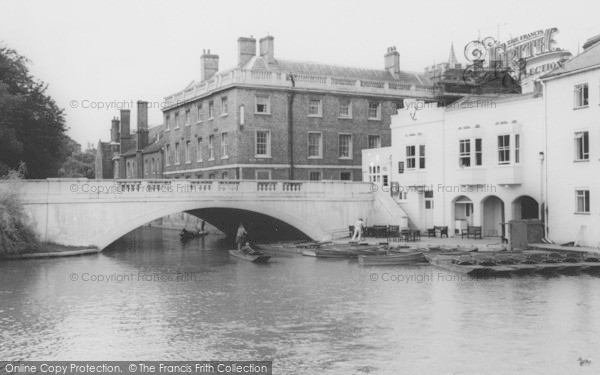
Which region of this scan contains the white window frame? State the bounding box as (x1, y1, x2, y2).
(208, 135, 214, 161)
(221, 132, 229, 159)
(475, 138, 483, 166)
(165, 114, 170, 131)
(498, 134, 511, 165)
(309, 171, 322, 181)
(174, 142, 180, 165)
(255, 130, 271, 158)
(255, 95, 270, 114)
(308, 98, 322, 117)
(339, 98, 352, 118)
(515, 134, 521, 164)
(574, 131, 589, 161)
(576, 189, 590, 214)
(221, 96, 228, 116)
(208, 101, 214, 120)
(406, 145, 416, 169)
(174, 112, 180, 129)
(166, 145, 171, 166)
(368, 101, 381, 120)
(196, 103, 203, 123)
(338, 133, 353, 159)
(185, 140, 191, 164)
(419, 145, 426, 169)
(459, 139, 471, 167)
(185, 108, 191, 126)
(574, 83, 589, 108)
(197, 138, 202, 162)
(308, 132, 323, 159)
(368, 135, 381, 149)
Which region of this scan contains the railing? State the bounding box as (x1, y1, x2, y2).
(163, 68, 435, 108)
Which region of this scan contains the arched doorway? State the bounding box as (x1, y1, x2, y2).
(481, 196, 505, 237)
(512, 196, 539, 220)
(452, 195, 473, 235)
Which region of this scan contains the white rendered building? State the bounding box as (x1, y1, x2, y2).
(363, 94, 545, 237)
(541, 39, 600, 247)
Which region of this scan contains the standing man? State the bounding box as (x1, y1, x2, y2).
(352, 218, 364, 242)
(236, 223, 247, 250)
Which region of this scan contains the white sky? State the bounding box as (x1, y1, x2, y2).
(1, 0, 599, 147)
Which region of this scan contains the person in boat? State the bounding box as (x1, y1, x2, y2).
(180, 228, 190, 236)
(236, 223, 247, 250)
(200, 219, 206, 232)
(241, 242, 254, 254)
(352, 218, 364, 241)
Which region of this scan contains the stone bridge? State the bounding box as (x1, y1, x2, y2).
(14, 179, 408, 250)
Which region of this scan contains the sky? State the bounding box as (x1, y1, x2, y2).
(1, 0, 599, 147)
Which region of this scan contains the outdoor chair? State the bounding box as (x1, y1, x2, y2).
(387, 225, 400, 241)
(461, 226, 482, 239)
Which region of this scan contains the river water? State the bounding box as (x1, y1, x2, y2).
(1, 227, 599, 374)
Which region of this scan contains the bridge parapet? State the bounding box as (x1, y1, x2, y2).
(13, 179, 374, 204)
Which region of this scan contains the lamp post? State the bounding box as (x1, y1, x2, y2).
(539, 151, 545, 222)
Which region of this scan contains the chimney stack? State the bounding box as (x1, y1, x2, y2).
(583, 34, 600, 51)
(136, 100, 149, 151)
(384, 46, 400, 78)
(119, 109, 132, 154)
(238, 36, 257, 67)
(200, 49, 219, 82)
(110, 117, 120, 143)
(259, 36, 275, 64)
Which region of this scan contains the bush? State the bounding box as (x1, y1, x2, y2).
(0, 165, 40, 254)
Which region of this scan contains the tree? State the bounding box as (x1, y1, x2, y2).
(0, 43, 71, 178)
(58, 141, 97, 179)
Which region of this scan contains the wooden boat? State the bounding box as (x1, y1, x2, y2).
(254, 243, 303, 254)
(425, 254, 515, 276)
(358, 252, 426, 266)
(228, 249, 271, 263)
(179, 229, 209, 240)
(301, 249, 317, 257)
(313, 247, 353, 258)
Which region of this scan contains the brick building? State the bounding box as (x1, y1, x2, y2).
(161, 36, 435, 181)
(95, 101, 164, 179)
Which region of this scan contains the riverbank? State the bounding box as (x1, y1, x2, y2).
(0, 242, 100, 260)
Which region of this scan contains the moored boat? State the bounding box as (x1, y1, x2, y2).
(179, 229, 209, 240)
(228, 249, 271, 263)
(358, 252, 426, 266)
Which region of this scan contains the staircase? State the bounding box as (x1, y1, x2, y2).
(373, 190, 409, 228)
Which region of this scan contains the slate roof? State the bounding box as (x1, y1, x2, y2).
(240, 57, 429, 85)
(121, 124, 165, 156)
(542, 42, 600, 79)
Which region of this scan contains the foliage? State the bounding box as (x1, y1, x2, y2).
(0, 43, 72, 178)
(58, 140, 97, 179)
(0, 164, 39, 254)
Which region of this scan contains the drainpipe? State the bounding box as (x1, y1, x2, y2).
(541, 80, 549, 241)
(288, 74, 296, 180)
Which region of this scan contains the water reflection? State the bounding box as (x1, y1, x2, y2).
(1, 226, 599, 374)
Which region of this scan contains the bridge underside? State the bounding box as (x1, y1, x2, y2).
(186, 208, 311, 242)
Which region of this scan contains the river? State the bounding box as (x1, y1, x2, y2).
(1, 227, 599, 374)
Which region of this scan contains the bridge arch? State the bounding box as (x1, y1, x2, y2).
(94, 200, 324, 250)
